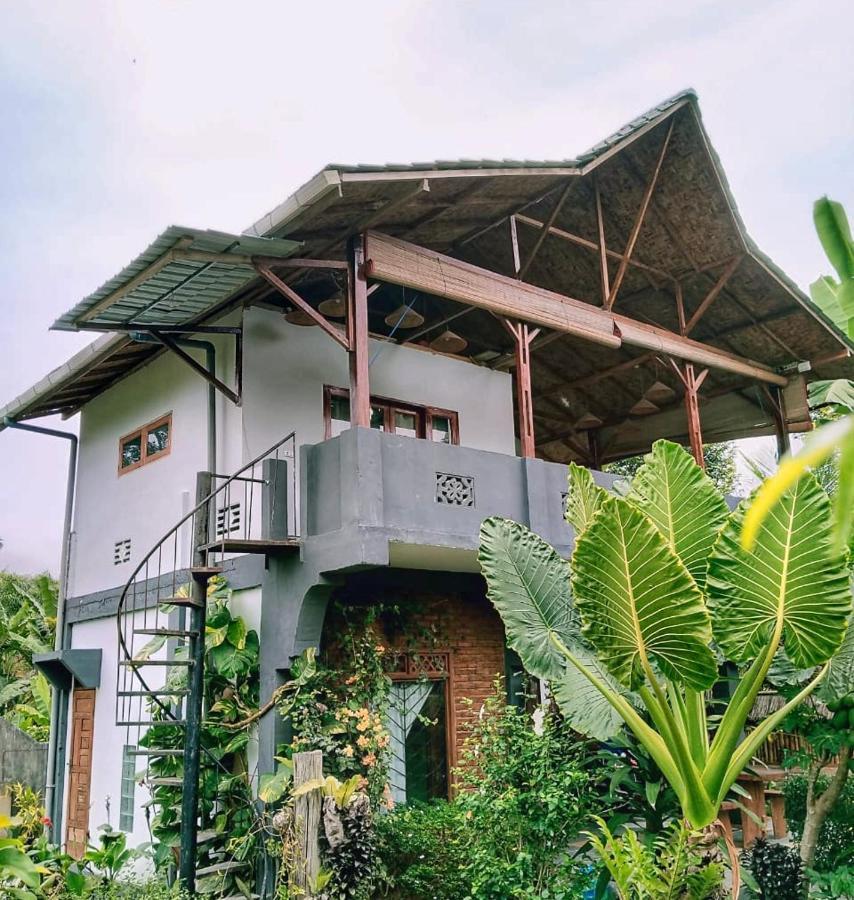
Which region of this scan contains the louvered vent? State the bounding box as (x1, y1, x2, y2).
(114, 539, 131, 565)
(216, 502, 241, 536)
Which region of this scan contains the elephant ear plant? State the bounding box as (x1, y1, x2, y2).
(478, 440, 853, 831)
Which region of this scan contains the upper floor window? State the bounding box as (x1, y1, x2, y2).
(323, 386, 458, 445)
(118, 412, 172, 475)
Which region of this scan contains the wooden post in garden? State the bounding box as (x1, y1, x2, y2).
(292, 750, 323, 896)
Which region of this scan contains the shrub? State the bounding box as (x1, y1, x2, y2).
(741, 838, 804, 899)
(375, 684, 604, 899)
(782, 773, 854, 871)
(374, 801, 470, 899)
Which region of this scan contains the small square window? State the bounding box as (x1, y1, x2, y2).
(146, 420, 170, 457)
(120, 435, 142, 469)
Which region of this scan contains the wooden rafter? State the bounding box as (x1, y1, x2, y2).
(594, 172, 610, 305)
(501, 319, 541, 457)
(514, 214, 672, 282)
(517, 179, 577, 280)
(254, 262, 350, 350)
(606, 119, 675, 310)
(683, 256, 742, 334)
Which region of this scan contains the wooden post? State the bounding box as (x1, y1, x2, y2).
(670, 360, 708, 469)
(772, 387, 792, 460)
(503, 320, 540, 458)
(347, 236, 371, 428)
(292, 750, 323, 897)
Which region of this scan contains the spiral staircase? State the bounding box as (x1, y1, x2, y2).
(114, 432, 299, 895)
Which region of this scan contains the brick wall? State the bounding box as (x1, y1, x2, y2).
(322, 574, 507, 760)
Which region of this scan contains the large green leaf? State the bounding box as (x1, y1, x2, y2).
(566, 462, 607, 535)
(808, 379, 854, 413)
(627, 440, 729, 591)
(814, 197, 854, 285)
(571, 495, 717, 691)
(708, 473, 852, 668)
(478, 516, 575, 680)
(820, 611, 854, 704)
(549, 642, 634, 741)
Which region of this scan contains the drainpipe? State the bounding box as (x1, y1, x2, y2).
(130, 334, 217, 474)
(2, 417, 77, 843)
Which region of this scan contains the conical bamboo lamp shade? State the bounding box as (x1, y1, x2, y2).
(318, 293, 346, 318)
(285, 307, 316, 327)
(574, 411, 603, 430)
(630, 397, 660, 416)
(384, 304, 425, 329)
(643, 380, 675, 403)
(429, 329, 467, 354)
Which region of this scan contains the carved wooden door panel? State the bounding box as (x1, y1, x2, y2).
(65, 687, 95, 858)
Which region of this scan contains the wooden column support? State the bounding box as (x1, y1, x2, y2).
(670, 359, 708, 468)
(347, 236, 371, 428)
(502, 319, 541, 458)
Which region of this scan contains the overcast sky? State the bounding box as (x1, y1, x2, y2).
(0, 0, 851, 575)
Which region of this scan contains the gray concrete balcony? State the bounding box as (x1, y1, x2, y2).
(299, 427, 620, 574)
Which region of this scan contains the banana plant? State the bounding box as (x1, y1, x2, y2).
(478, 440, 853, 829)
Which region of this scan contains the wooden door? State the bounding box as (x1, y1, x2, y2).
(65, 688, 96, 858)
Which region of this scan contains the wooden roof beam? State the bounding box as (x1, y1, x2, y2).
(606, 119, 675, 310)
(517, 180, 577, 280)
(363, 230, 786, 386)
(683, 256, 743, 334)
(513, 214, 673, 282)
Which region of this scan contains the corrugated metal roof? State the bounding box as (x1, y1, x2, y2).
(53, 226, 301, 332)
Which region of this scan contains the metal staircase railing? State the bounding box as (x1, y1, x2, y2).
(114, 431, 298, 894)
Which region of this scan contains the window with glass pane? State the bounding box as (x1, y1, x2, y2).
(370, 405, 386, 430)
(387, 679, 448, 805)
(119, 745, 136, 832)
(120, 435, 142, 469)
(146, 420, 170, 457)
(431, 415, 452, 443)
(329, 393, 350, 438)
(394, 410, 418, 439)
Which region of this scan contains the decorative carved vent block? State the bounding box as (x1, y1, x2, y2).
(216, 502, 241, 536)
(114, 539, 131, 565)
(435, 472, 475, 507)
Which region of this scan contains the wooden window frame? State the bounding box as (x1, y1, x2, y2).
(386, 649, 456, 799)
(323, 386, 459, 445)
(118, 412, 172, 476)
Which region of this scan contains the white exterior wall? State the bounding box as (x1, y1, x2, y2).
(241, 307, 516, 461)
(68, 326, 242, 599)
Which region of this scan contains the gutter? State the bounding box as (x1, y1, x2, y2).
(2, 418, 77, 843)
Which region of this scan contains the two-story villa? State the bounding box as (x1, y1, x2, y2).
(3, 91, 852, 869)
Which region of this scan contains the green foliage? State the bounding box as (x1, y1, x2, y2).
(373, 802, 470, 900)
(375, 687, 603, 899)
(740, 838, 804, 899)
(805, 864, 854, 898)
(286, 604, 392, 806)
(585, 817, 723, 899)
(605, 441, 738, 496)
(782, 773, 854, 872)
(0, 572, 57, 741)
(141, 578, 260, 895)
(318, 788, 376, 900)
(478, 440, 854, 833)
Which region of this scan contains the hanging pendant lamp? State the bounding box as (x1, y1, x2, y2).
(574, 411, 603, 430)
(384, 304, 425, 329)
(630, 397, 660, 416)
(429, 329, 468, 354)
(285, 307, 316, 327)
(643, 380, 675, 403)
(318, 292, 346, 318)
